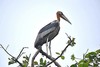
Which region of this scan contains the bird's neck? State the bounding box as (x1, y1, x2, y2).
(56, 13, 60, 22)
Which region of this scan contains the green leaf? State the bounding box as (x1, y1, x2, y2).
(67, 40, 71, 44)
(23, 59, 28, 63)
(23, 55, 29, 61)
(56, 52, 60, 55)
(72, 38, 75, 42)
(85, 52, 96, 58)
(78, 60, 88, 67)
(8, 57, 16, 65)
(8, 60, 15, 65)
(23, 63, 27, 67)
(96, 49, 100, 54)
(34, 61, 38, 65)
(97, 53, 100, 62)
(40, 58, 43, 65)
(71, 54, 75, 61)
(85, 52, 97, 62)
(43, 60, 46, 66)
(8, 58, 11, 60)
(70, 38, 76, 47)
(61, 56, 65, 60)
(70, 63, 77, 67)
(26, 56, 29, 61)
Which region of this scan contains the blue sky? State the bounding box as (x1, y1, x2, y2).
(0, 0, 100, 67)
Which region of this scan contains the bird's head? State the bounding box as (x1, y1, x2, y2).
(56, 11, 71, 24)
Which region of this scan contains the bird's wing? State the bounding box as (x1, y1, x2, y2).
(38, 22, 59, 38)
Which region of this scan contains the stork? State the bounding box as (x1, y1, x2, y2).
(34, 11, 71, 55)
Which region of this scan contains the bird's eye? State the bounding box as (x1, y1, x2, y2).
(60, 12, 63, 15)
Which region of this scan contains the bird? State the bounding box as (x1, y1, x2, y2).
(34, 11, 71, 55)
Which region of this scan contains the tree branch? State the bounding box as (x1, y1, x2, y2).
(31, 47, 61, 67)
(0, 44, 28, 67)
(46, 33, 72, 66)
(0, 44, 14, 58)
(46, 43, 70, 66)
(17, 47, 28, 59)
(31, 50, 40, 67)
(39, 49, 61, 67)
(0, 44, 23, 66)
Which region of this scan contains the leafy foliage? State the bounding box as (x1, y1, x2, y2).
(70, 49, 100, 67)
(8, 55, 30, 67)
(22, 55, 30, 67)
(71, 54, 75, 61)
(34, 58, 47, 67)
(56, 52, 65, 60)
(61, 56, 65, 60)
(70, 38, 76, 47)
(8, 57, 16, 65)
(67, 37, 76, 47)
(70, 63, 77, 67)
(3, 35, 100, 67)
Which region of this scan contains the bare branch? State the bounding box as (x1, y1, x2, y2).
(65, 33, 71, 41)
(17, 47, 28, 59)
(31, 47, 61, 67)
(6, 45, 9, 50)
(0, 44, 23, 66)
(31, 50, 40, 67)
(0, 44, 14, 58)
(83, 49, 89, 59)
(39, 49, 61, 67)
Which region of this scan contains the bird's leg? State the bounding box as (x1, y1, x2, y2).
(49, 41, 52, 56)
(46, 38, 48, 55)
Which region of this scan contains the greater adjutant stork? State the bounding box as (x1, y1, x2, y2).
(34, 11, 71, 55)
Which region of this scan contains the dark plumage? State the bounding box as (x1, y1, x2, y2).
(34, 11, 71, 49)
(35, 20, 60, 49)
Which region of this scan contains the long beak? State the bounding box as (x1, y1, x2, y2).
(61, 14, 72, 24)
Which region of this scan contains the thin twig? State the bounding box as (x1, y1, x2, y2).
(83, 49, 89, 60)
(84, 49, 89, 55)
(6, 45, 9, 50)
(65, 33, 71, 41)
(26, 54, 31, 67)
(29, 54, 31, 61)
(0, 44, 23, 66)
(0, 44, 14, 58)
(17, 47, 28, 59)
